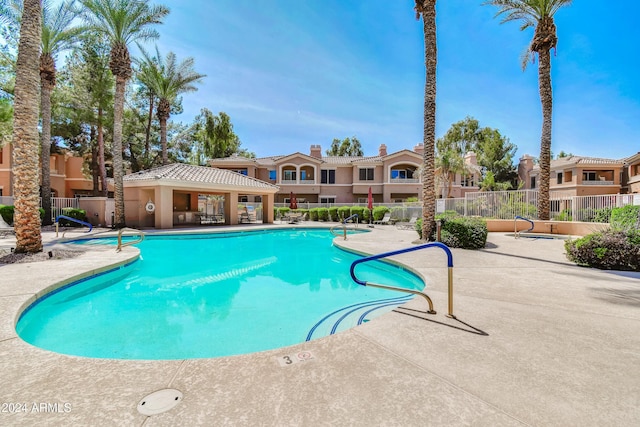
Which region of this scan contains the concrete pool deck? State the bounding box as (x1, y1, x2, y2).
(0, 225, 639, 426)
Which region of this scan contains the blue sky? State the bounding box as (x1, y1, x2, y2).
(149, 0, 639, 161)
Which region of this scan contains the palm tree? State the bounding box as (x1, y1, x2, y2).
(415, 0, 437, 241)
(136, 45, 205, 165)
(39, 0, 83, 225)
(78, 0, 169, 228)
(484, 0, 571, 220)
(11, 0, 42, 253)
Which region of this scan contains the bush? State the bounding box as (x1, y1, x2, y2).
(416, 214, 488, 249)
(0, 205, 45, 225)
(361, 208, 371, 222)
(0, 204, 14, 225)
(592, 207, 613, 223)
(610, 205, 640, 231)
(308, 208, 319, 221)
(328, 207, 338, 221)
(372, 206, 389, 221)
(555, 209, 572, 222)
(350, 206, 365, 222)
(57, 208, 87, 227)
(337, 206, 350, 221)
(317, 207, 329, 221)
(565, 229, 640, 271)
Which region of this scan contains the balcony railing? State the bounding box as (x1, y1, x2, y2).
(583, 180, 614, 185)
(390, 178, 419, 183)
(279, 179, 316, 185)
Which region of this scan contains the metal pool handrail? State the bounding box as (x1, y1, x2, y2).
(514, 216, 535, 238)
(349, 242, 456, 318)
(116, 227, 145, 252)
(55, 215, 93, 237)
(329, 214, 359, 240)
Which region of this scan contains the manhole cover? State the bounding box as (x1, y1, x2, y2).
(137, 388, 183, 416)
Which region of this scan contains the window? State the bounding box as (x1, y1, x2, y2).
(320, 197, 336, 204)
(462, 176, 475, 187)
(583, 171, 596, 181)
(321, 169, 336, 184)
(557, 172, 563, 184)
(301, 170, 306, 180)
(239, 196, 248, 203)
(269, 170, 276, 180)
(231, 168, 248, 175)
(283, 170, 296, 181)
(391, 168, 415, 179)
(530, 177, 536, 189)
(0, 188, 2, 196)
(359, 168, 374, 181)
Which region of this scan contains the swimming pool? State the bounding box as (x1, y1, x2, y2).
(16, 228, 424, 360)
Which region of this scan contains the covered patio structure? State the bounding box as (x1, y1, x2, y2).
(122, 164, 279, 229)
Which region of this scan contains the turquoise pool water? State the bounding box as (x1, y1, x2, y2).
(16, 229, 424, 360)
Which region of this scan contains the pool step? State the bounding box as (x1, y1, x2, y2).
(305, 295, 412, 341)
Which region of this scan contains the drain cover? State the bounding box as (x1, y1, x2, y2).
(137, 388, 183, 416)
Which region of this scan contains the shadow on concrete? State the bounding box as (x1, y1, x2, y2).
(393, 308, 489, 336)
(479, 248, 575, 268)
(588, 287, 640, 307)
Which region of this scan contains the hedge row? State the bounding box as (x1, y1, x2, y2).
(415, 213, 487, 249)
(0, 205, 85, 226)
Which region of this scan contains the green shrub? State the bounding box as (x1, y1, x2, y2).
(372, 206, 389, 221)
(350, 206, 365, 222)
(57, 208, 87, 227)
(308, 208, 319, 221)
(317, 207, 329, 221)
(555, 209, 572, 222)
(416, 214, 487, 249)
(337, 206, 350, 221)
(610, 205, 640, 231)
(0, 205, 13, 225)
(361, 208, 372, 222)
(328, 207, 338, 221)
(593, 207, 613, 223)
(389, 206, 406, 221)
(565, 229, 640, 271)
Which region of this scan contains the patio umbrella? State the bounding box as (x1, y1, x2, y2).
(367, 186, 373, 225)
(289, 192, 297, 210)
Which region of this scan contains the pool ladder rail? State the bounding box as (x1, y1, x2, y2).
(514, 216, 535, 239)
(350, 242, 456, 318)
(116, 227, 145, 252)
(55, 215, 93, 238)
(329, 214, 359, 240)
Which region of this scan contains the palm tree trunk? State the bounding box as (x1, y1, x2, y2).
(40, 79, 53, 226)
(537, 48, 553, 220)
(90, 125, 99, 196)
(113, 76, 126, 228)
(12, 0, 42, 253)
(97, 107, 107, 197)
(145, 93, 153, 155)
(160, 116, 168, 165)
(420, 1, 437, 241)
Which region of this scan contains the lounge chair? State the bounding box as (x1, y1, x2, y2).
(396, 215, 418, 230)
(0, 217, 14, 238)
(373, 213, 392, 225)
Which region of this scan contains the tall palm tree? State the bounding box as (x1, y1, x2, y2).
(136, 45, 205, 165)
(39, 0, 83, 225)
(78, 0, 169, 228)
(415, 0, 437, 241)
(11, 0, 42, 253)
(484, 0, 571, 220)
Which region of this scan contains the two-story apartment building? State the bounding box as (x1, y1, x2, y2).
(210, 143, 483, 204)
(518, 153, 640, 195)
(0, 143, 108, 198)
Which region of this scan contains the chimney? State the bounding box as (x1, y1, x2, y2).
(378, 144, 387, 157)
(464, 151, 477, 165)
(413, 143, 424, 155)
(310, 144, 322, 158)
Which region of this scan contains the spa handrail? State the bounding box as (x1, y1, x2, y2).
(329, 214, 358, 240)
(349, 242, 455, 318)
(514, 216, 534, 238)
(55, 215, 92, 237)
(116, 227, 145, 252)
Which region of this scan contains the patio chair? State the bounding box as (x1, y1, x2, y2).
(373, 213, 392, 225)
(396, 214, 418, 230)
